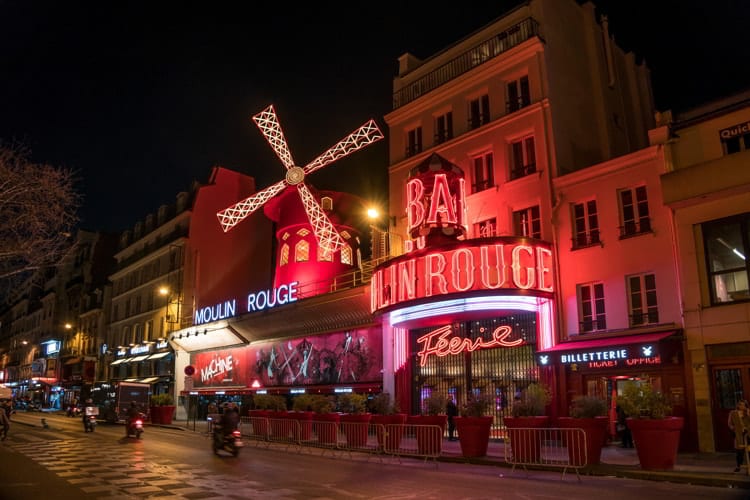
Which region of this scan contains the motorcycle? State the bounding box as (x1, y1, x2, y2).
(67, 405, 81, 418)
(212, 425, 243, 456)
(125, 413, 145, 439)
(83, 406, 98, 432)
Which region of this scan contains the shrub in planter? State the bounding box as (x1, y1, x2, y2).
(618, 378, 683, 471)
(338, 393, 371, 448)
(504, 383, 551, 463)
(307, 395, 338, 445)
(369, 393, 406, 452)
(408, 391, 448, 455)
(150, 393, 175, 424)
(454, 392, 494, 457)
(557, 395, 608, 466)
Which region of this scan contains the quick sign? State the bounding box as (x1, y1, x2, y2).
(720, 121, 750, 139)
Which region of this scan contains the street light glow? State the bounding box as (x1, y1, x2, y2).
(367, 207, 379, 220)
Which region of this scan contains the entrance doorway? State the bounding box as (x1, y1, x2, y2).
(712, 365, 750, 451)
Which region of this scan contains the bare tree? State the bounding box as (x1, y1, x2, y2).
(0, 143, 80, 297)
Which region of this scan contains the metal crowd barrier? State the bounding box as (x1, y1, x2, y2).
(503, 427, 587, 480)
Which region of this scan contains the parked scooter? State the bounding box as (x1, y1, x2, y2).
(212, 425, 243, 456)
(125, 413, 145, 439)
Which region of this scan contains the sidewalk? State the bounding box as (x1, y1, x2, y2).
(14, 411, 750, 489)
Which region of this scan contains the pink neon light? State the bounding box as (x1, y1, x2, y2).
(416, 325, 523, 366)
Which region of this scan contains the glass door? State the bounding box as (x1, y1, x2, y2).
(712, 366, 750, 451)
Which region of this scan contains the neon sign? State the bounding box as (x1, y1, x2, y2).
(194, 281, 300, 325)
(371, 238, 553, 313)
(416, 325, 523, 366)
(537, 343, 662, 369)
(406, 172, 467, 238)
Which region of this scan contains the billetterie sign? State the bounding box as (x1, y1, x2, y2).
(194, 281, 299, 325)
(371, 237, 553, 313)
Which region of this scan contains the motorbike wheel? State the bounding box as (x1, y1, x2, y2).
(231, 445, 239, 457)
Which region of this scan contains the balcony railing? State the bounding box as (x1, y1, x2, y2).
(630, 310, 659, 326)
(392, 18, 541, 110)
(571, 230, 601, 250)
(509, 162, 536, 180)
(579, 318, 607, 333)
(618, 218, 652, 239)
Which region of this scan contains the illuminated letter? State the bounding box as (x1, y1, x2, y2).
(451, 248, 475, 292)
(511, 245, 534, 289)
(424, 252, 448, 297)
(479, 244, 506, 289)
(456, 178, 468, 233)
(426, 174, 457, 226)
(406, 179, 425, 233)
(277, 284, 289, 305)
(397, 259, 417, 302)
(536, 247, 553, 292)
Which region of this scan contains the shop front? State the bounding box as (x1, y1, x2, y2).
(536, 330, 695, 451)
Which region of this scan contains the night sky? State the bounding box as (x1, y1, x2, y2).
(1, 1, 747, 233)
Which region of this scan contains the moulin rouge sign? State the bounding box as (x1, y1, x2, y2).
(371, 156, 554, 314)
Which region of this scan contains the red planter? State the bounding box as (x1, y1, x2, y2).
(371, 414, 407, 452)
(627, 417, 684, 470)
(149, 406, 175, 425)
(556, 416, 608, 466)
(290, 411, 314, 440)
(503, 416, 549, 462)
(313, 413, 340, 445)
(339, 413, 372, 448)
(408, 415, 448, 455)
(454, 416, 493, 457)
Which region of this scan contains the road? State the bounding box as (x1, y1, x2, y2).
(0, 411, 746, 499)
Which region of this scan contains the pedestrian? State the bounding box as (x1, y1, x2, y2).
(446, 397, 458, 441)
(0, 401, 10, 440)
(728, 399, 750, 473)
(616, 405, 633, 448)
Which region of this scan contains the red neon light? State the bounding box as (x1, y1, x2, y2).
(416, 325, 523, 366)
(406, 173, 467, 238)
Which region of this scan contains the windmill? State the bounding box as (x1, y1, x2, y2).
(217, 105, 384, 254)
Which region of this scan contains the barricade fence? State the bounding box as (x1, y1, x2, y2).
(234, 417, 589, 475)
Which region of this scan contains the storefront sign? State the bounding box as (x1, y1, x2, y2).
(417, 324, 523, 366)
(130, 344, 150, 355)
(194, 281, 299, 325)
(720, 120, 750, 139)
(371, 238, 554, 313)
(537, 342, 661, 369)
(200, 353, 235, 383)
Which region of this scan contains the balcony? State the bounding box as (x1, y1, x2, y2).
(630, 310, 659, 327)
(618, 218, 652, 239)
(579, 318, 607, 333)
(509, 162, 536, 181)
(392, 18, 541, 110)
(571, 230, 601, 250)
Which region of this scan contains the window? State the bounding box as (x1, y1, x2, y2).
(572, 200, 600, 249)
(506, 76, 530, 113)
(468, 94, 490, 130)
(341, 246, 353, 265)
(474, 218, 496, 238)
(619, 186, 651, 238)
(434, 112, 453, 145)
(510, 136, 536, 180)
(121, 326, 130, 347)
(471, 152, 494, 193)
(295, 240, 309, 262)
(321, 196, 333, 211)
(145, 320, 153, 342)
(513, 205, 541, 238)
(406, 126, 422, 157)
(578, 283, 606, 332)
(279, 244, 289, 266)
(721, 123, 750, 155)
(704, 214, 750, 304)
(628, 273, 659, 326)
(318, 246, 333, 262)
(134, 323, 143, 344)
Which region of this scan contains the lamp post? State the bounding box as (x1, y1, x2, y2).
(367, 207, 390, 262)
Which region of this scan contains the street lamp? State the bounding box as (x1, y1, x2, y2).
(367, 206, 392, 262)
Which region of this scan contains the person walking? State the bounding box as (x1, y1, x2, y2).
(728, 399, 750, 473)
(0, 402, 10, 440)
(616, 404, 633, 448)
(446, 397, 458, 441)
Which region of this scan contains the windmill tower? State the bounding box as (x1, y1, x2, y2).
(218, 105, 383, 297)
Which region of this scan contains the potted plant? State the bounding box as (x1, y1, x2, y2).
(291, 394, 316, 441)
(556, 395, 608, 466)
(369, 392, 406, 452)
(149, 393, 175, 424)
(617, 378, 683, 471)
(338, 393, 371, 448)
(252, 394, 287, 438)
(503, 383, 551, 462)
(408, 391, 448, 455)
(309, 395, 339, 445)
(454, 391, 494, 457)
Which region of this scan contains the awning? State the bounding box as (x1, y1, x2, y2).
(110, 358, 131, 365)
(536, 331, 681, 367)
(129, 355, 150, 363)
(138, 376, 171, 384)
(146, 352, 172, 360)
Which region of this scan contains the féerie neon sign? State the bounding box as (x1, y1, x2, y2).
(416, 325, 523, 366)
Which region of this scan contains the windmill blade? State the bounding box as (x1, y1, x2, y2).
(303, 119, 383, 175)
(297, 182, 346, 254)
(217, 179, 288, 232)
(253, 105, 296, 169)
